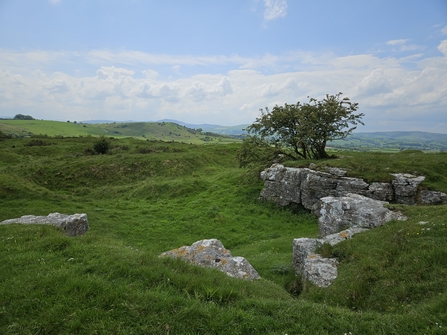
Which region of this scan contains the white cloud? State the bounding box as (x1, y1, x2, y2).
(386, 39, 408, 46)
(0, 46, 446, 131)
(264, 0, 287, 21)
(438, 40, 447, 57)
(442, 25, 447, 35)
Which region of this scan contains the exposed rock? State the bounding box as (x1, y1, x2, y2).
(260, 164, 442, 207)
(292, 238, 321, 274)
(420, 190, 447, 205)
(392, 173, 425, 205)
(367, 182, 394, 202)
(327, 167, 347, 177)
(292, 228, 369, 287)
(159, 239, 261, 280)
(321, 227, 369, 246)
(260, 164, 301, 206)
(292, 238, 338, 288)
(303, 255, 338, 288)
(0, 213, 88, 236)
(318, 193, 406, 238)
(260, 165, 375, 213)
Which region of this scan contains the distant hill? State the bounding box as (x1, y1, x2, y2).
(156, 119, 249, 135)
(2, 118, 446, 151)
(0, 120, 241, 145)
(330, 131, 447, 151)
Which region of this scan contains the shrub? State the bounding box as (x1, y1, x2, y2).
(93, 137, 111, 155)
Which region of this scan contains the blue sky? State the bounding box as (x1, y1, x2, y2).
(1, 0, 446, 132)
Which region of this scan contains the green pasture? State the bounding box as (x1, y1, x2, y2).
(0, 135, 446, 334)
(0, 120, 241, 145)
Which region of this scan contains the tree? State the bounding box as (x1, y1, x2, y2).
(93, 137, 111, 155)
(13, 114, 34, 120)
(238, 93, 363, 166)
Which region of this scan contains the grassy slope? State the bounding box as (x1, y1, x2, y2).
(0, 137, 446, 334)
(0, 120, 240, 144)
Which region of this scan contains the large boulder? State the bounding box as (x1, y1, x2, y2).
(159, 239, 261, 280)
(391, 173, 425, 205)
(260, 164, 302, 206)
(318, 193, 406, 238)
(0, 213, 89, 236)
(292, 238, 338, 288)
(260, 165, 374, 212)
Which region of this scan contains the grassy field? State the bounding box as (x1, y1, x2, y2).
(0, 135, 446, 334)
(0, 120, 241, 144)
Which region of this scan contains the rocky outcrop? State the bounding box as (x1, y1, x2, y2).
(293, 227, 368, 287)
(0, 213, 89, 236)
(420, 190, 447, 205)
(318, 193, 406, 237)
(260, 164, 445, 209)
(293, 194, 407, 287)
(159, 239, 261, 280)
(391, 173, 425, 205)
(261, 164, 445, 288)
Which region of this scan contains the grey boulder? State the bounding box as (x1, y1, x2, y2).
(159, 239, 261, 280)
(0, 212, 89, 236)
(318, 193, 406, 238)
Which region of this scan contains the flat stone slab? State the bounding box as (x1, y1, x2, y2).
(0, 213, 89, 236)
(160, 239, 261, 280)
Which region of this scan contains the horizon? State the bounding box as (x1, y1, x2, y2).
(1, 1, 447, 133)
(3, 115, 447, 136)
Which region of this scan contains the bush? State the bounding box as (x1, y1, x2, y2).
(93, 137, 111, 155)
(0, 129, 10, 140)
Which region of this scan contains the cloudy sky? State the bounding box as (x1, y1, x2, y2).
(1, 0, 447, 132)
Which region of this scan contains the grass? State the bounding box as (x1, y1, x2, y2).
(0, 136, 447, 334)
(0, 120, 241, 144)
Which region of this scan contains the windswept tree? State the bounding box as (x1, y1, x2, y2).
(237, 93, 364, 167)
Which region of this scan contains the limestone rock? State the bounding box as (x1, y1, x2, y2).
(392, 173, 425, 205)
(367, 182, 394, 202)
(318, 194, 405, 238)
(326, 167, 347, 177)
(260, 164, 445, 208)
(159, 239, 261, 280)
(321, 227, 369, 246)
(292, 238, 338, 287)
(303, 255, 338, 288)
(420, 190, 447, 205)
(0, 213, 89, 236)
(260, 165, 374, 213)
(292, 238, 322, 274)
(260, 164, 301, 206)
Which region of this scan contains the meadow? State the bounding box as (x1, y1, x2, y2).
(0, 134, 446, 334)
(0, 120, 241, 144)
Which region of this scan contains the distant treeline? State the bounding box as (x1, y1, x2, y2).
(1, 114, 35, 120)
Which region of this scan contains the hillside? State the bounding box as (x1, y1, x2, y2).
(0, 135, 446, 334)
(2, 119, 447, 150)
(0, 120, 240, 144)
(330, 131, 447, 151)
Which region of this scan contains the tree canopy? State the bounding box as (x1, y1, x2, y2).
(13, 114, 35, 120)
(237, 93, 364, 167)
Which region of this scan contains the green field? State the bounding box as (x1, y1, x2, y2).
(0, 120, 241, 145)
(0, 134, 446, 334)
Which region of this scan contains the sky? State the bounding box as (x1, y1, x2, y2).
(0, 0, 447, 133)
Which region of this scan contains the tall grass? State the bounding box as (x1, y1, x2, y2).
(1, 137, 446, 334)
